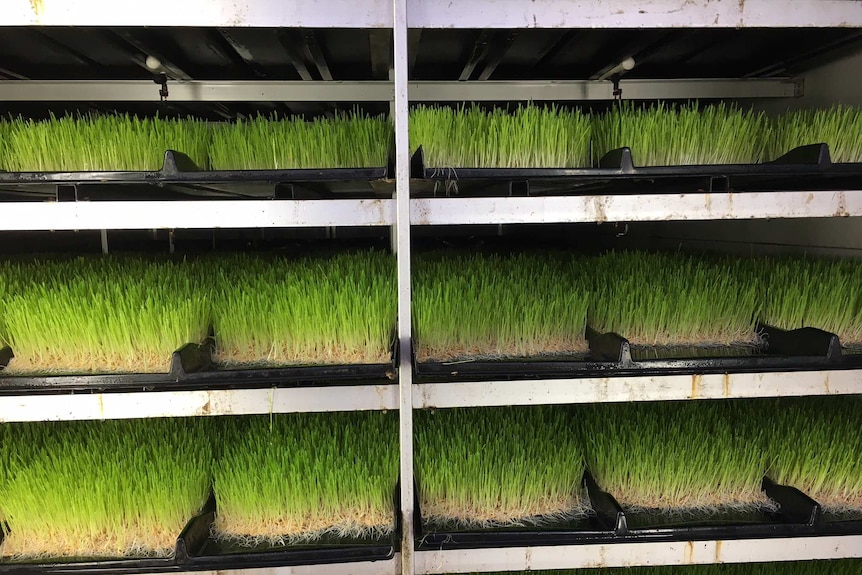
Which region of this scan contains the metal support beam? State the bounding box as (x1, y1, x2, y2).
(217, 29, 267, 78)
(407, 0, 862, 28)
(303, 31, 334, 82)
(0, 79, 800, 102)
(416, 537, 862, 573)
(393, 0, 414, 574)
(0, 200, 394, 231)
(476, 31, 518, 81)
(458, 31, 493, 81)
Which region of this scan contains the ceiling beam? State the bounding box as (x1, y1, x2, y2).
(275, 30, 315, 82)
(302, 31, 333, 82)
(476, 31, 518, 81)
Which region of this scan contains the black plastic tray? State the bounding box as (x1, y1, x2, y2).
(415, 472, 852, 551)
(184, 483, 400, 569)
(0, 151, 388, 185)
(0, 338, 397, 393)
(411, 143, 862, 192)
(415, 472, 619, 551)
(0, 498, 213, 574)
(414, 324, 857, 382)
(0, 340, 212, 391)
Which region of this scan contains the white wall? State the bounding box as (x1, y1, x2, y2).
(652, 48, 862, 256)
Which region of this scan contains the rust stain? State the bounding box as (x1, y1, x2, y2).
(525, 546, 533, 570)
(835, 192, 849, 217)
(824, 374, 831, 394)
(723, 373, 731, 398)
(29, 0, 44, 16)
(691, 374, 702, 399)
(715, 540, 723, 563)
(593, 196, 608, 223)
(97, 394, 105, 418)
(596, 545, 608, 567)
(199, 399, 211, 416)
(806, 193, 815, 205)
(726, 192, 734, 217)
(684, 541, 694, 564)
(704, 193, 712, 214)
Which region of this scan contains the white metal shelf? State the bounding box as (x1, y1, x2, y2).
(4, 0, 860, 28)
(414, 369, 862, 409)
(178, 556, 398, 575)
(408, 0, 862, 28)
(0, 384, 398, 423)
(416, 537, 862, 573)
(410, 192, 862, 226)
(2, 0, 393, 27)
(0, 199, 393, 231)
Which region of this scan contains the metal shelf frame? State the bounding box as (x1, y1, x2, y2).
(3, 0, 861, 27)
(2, 1, 862, 574)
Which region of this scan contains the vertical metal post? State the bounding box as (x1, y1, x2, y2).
(100, 229, 109, 254)
(393, 0, 414, 571)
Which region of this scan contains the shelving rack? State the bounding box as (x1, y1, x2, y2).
(1, 1, 862, 574)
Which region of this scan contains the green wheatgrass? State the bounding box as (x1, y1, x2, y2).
(761, 256, 862, 347)
(412, 252, 590, 361)
(210, 251, 395, 367)
(410, 103, 592, 169)
(0, 418, 212, 559)
(765, 396, 862, 512)
(415, 406, 586, 527)
(208, 111, 390, 170)
(592, 102, 768, 166)
(767, 106, 862, 163)
(213, 412, 398, 544)
(581, 400, 767, 512)
(1, 114, 210, 172)
(1, 257, 210, 375)
(589, 251, 761, 348)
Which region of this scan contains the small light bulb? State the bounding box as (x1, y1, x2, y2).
(621, 57, 636, 71)
(145, 56, 162, 71)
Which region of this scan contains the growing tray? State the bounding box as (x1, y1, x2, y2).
(414, 324, 860, 382)
(0, 340, 213, 392)
(0, 151, 389, 185)
(183, 483, 400, 569)
(415, 472, 854, 551)
(0, 338, 397, 393)
(414, 472, 619, 551)
(411, 143, 862, 193)
(0, 497, 213, 574)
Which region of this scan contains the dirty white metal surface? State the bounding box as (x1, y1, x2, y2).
(0, 385, 399, 422)
(411, 192, 862, 225)
(414, 370, 862, 409)
(177, 556, 399, 574)
(415, 537, 862, 573)
(3, 0, 392, 27)
(0, 199, 394, 230)
(408, 0, 862, 28)
(0, 79, 797, 102)
(393, 0, 416, 570)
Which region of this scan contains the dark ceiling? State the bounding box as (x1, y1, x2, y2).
(0, 26, 860, 118)
(1, 27, 860, 81)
